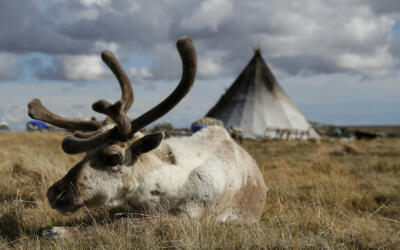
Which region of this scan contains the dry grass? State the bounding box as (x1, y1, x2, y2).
(0, 132, 399, 249)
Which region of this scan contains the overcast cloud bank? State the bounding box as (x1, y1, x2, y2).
(0, 0, 400, 81)
(0, 0, 400, 128)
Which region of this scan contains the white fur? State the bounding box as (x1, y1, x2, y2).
(52, 126, 267, 222)
(124, 126, 268, 220)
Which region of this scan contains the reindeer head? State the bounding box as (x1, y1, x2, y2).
(28, 37, 197, 215)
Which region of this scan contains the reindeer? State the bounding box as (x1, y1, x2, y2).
(28, 37, 268, 238)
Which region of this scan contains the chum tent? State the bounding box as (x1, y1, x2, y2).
(206, 49, 319, 140)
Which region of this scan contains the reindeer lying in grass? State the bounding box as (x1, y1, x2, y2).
(28, 37, 268, 239)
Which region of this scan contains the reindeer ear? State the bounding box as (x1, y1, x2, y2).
(131, 132, 164, 155)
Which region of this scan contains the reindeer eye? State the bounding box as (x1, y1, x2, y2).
(106, 153, 122, 167)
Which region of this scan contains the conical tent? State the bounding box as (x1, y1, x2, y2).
(206, 50, 319, 140)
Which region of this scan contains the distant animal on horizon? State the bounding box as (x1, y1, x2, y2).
(28, 37, 268, 239)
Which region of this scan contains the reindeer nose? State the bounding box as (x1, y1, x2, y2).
(47, 185, 73, 208)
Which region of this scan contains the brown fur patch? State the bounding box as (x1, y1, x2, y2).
(164, 144, 176, 165)
(56, 159, 87, 194)
(215, 145, 267, 222)
(230, 178, 267, 221)
(152, 143, 176, 165)
(214, 175, 267, 223)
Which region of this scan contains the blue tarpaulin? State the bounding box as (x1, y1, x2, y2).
(27, 120, 47, 129)
(191, 124, 207, 133)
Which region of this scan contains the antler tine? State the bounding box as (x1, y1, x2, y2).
(28, 98, 103, 131)
(62, 127, 117, 154)
(88, 50, 134, 139)
(129, 37, 197, 135)
(92, 100, 131, 138)
(101, 50, 134, 112)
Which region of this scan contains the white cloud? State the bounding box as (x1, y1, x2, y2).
(198, 56, 223, 78)
(3, 0, 400, 80)
(244, 1, 397, 78)
(94, 40, 119, 53)
(180, 0, 233, 31)
(0, 53, 17, 80)
(129, 66, 153, 83)
(72, 8, 100, 21)
(60, 55, 109, 81)
(337, 48, 397, 77)
(346, 17, 381, 42)
(80, 0, 110, 7)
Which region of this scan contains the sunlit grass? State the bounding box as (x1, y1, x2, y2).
(0, 132, 399, 248)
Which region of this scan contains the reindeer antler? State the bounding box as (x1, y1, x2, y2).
(92, 100, 131, 138)
(100, 50, 134, 113)
(129, 37, 197, 135)
(32, 37, 197, 154)
(27, 50, 134, 132)
(62, 128, 118, 154)
(28, 99, 104, 131)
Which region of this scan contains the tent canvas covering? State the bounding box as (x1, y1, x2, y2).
(206, 50, 319, 140)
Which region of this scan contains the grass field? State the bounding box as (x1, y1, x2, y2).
(0, 132, 399, 249)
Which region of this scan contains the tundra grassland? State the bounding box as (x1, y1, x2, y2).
(0, 132, 399, 249)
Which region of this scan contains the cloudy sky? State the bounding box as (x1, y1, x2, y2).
(1, 0, 400, 130)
